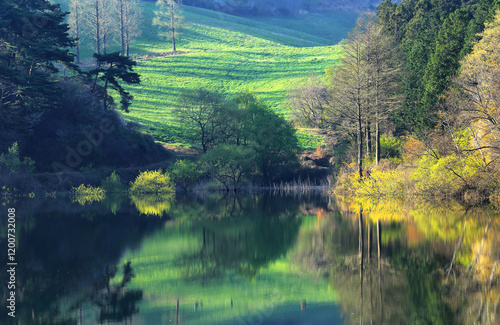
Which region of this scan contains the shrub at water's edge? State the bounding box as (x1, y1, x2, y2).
(169, 160, 203, 191)
(101, 171, 127, 193)
(129, 169, 175, 195)
(71, 184, 106, 205)
(334, 134, 499, 206)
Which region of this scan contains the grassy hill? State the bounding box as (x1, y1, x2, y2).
(59, 2, 357, 148)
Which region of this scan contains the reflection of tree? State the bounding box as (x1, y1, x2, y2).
(0, 199, 162, 325)
(443, 216, 500, 324)
(173, 194, 302, 283)
(332, 196, 500, 324)
(293, 198, 457, 324)
(130, 192, 175, 216)
(94, 262, 143, 323)
(101, 191, 127, 215)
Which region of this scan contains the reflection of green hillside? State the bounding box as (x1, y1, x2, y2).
(113, 205, 340, 324)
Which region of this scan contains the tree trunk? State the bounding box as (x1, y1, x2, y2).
(171, 2, 176, 53)
(375, 116, 380, 165)
(95, 0, 100, 55)
(120, 0, 125, 56)
(366, 122, 372, 158)
(357, 103, 363, 179)
(101, 0, 107, 54)
(74, 1, 80, 64)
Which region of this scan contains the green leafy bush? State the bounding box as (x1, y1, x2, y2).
(0, 142, 35, 174)
(101, 171, 127, 193)
(200, 145, 254, 191)
(380, 134, 401, 160)
(130, 169, 175, 194)
(169, 160, 203, 191)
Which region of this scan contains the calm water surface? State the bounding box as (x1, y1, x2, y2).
(1, 193, 499, 324)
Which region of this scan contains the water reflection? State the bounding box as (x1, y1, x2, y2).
(1, 193, 499, 324)
(130, 192, 175, 217)
(0, 199, 162, 324)
(334, 196, 500, 324)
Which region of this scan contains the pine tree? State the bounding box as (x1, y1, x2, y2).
(0, 0, 76, 149)
(422, 8, 471, 110)
(88, 52, 141, 111)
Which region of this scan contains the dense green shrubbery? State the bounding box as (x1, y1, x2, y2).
(101, 171, 127, 193)
(178, 90, 299, 183)
(0, 142, 35, 174)
(169, 160, 203, 191)
(200, 145, 254, 191)
(130, 169, 175, 194)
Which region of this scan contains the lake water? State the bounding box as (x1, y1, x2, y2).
(1, 192, 499, 324)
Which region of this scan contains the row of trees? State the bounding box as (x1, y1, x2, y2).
(291, 12, 401, 179)
(67, 0, 142, 61)
(292, 0, 500, 182)
(67, 0, 186, 61)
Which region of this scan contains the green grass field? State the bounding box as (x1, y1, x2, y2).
(59, 1, 357, 147)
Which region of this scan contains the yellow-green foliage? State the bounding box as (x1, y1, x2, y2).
(335, 147, 493, 200)
(357, 168, 412, 198)
(410, 155, 462, 197)
(71, 184, 105, 205)
(335, 161, 411, 198)
(130, 193, 175, 217)
(380, 134, 402, 162)
(130, 169, 175, 194)
(412, 153, 489, 198)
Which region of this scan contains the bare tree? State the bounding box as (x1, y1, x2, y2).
(327, 14, 373, 179)
(325, 12, 402, 176)
(289, 75, 331, 129)
(82, 0, 115, 55)
(175, 88, 227, 153)
(116, 0, 142, 56)
(82, 0, 103, 55)
(99, 0, 113, 54)
(153, 0, 184, 54)
(68, 0, 84, 64)
(364, 13, 402, 165)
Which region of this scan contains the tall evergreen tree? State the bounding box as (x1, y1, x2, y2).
(422, 8, 471, 110)
(0, 0, 76, 149)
